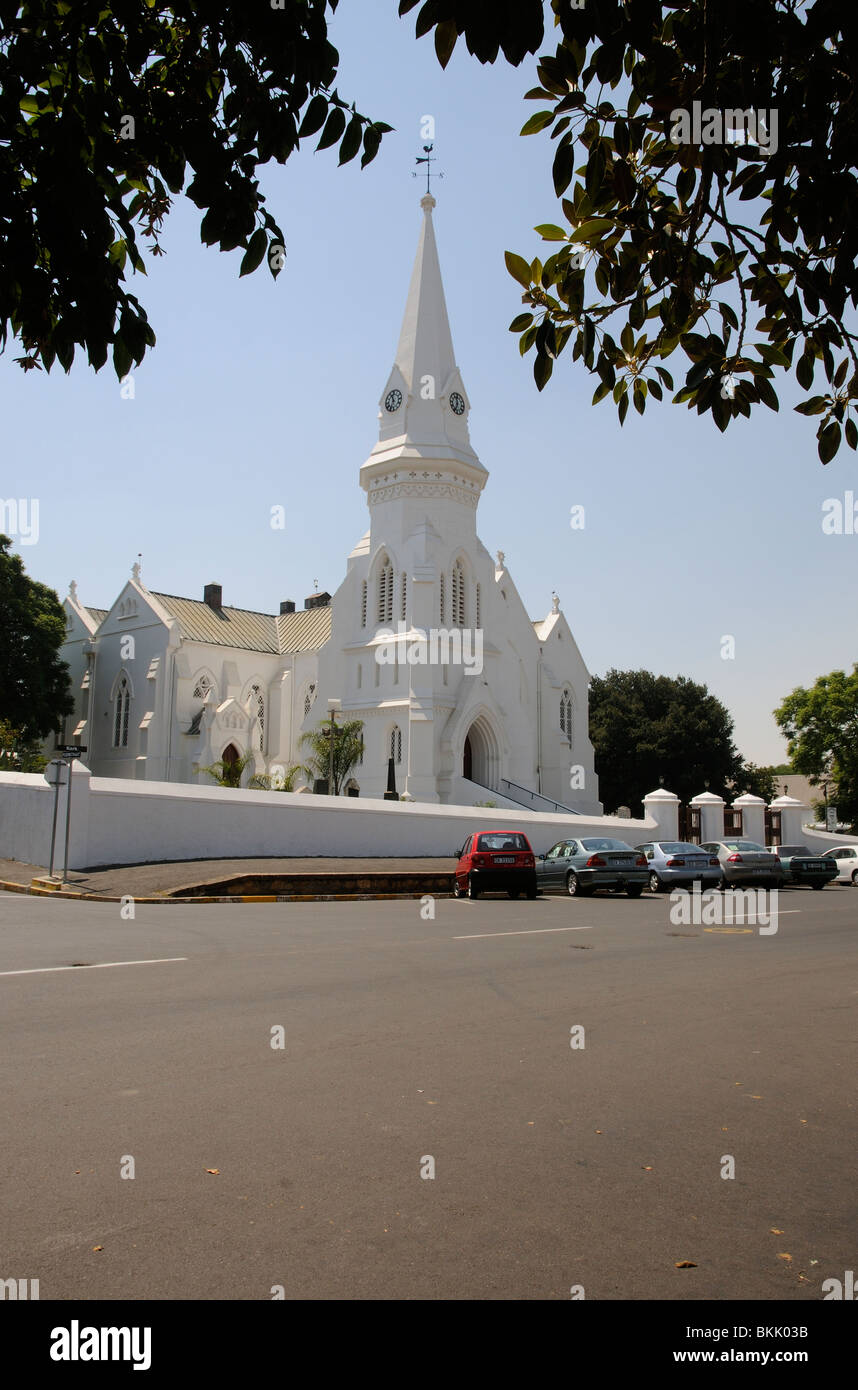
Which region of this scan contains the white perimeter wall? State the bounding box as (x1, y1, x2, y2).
(0, 769, 665, 871)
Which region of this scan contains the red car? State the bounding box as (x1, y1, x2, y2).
(452, 830, 538, 899)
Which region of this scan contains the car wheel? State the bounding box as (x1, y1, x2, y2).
(566, 872, 585, 896)
(627, 884, 644, 898)
(526, 886, 538, 899)
(648, 872, 662, 894)
(452, 876, 464, 899)
(508, 889, 520, 899)
(467, 876, 480, 899)
(852, 870, 858, 885)
(811, 882, 826, 890)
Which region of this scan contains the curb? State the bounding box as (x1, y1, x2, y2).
(0, 879, 445, 905)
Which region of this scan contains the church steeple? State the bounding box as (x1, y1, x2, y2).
(395, 193, 457, 406)
(361, 195, 486, 491)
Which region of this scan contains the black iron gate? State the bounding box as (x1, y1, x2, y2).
(724, 806, 744, 837)
(677, 804, 702, 843)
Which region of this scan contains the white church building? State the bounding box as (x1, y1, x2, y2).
(53, 195, 602, 814)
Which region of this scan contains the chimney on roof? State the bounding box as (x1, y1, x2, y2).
(304, 591, 331, 610)
(204, 583, 223, 610)
(280, 600, 296, 614)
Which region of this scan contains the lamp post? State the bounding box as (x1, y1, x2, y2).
(326, 699, 341, 795)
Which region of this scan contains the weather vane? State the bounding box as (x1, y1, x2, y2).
(413, 143, 444, 195)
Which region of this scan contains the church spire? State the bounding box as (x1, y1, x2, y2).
(361, 195, 485, 486)
(395, 194, 456, 404)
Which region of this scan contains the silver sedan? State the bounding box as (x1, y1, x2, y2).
(635, 841, 723, 893)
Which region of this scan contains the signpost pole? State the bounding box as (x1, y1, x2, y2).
(56, 746, 86, 886)
(47, 761, 64, 878)
(61, 757, 74, 885)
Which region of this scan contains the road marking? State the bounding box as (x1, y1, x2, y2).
(453, 926, 594, 940)
(0, 957, 188, 977)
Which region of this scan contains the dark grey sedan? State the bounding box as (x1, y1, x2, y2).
(771, 845, 838, 889)
(535, 838, 648, 897)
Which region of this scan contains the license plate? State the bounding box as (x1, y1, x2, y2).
(609, 857, 631, 865)
(752, 867, 771, 873)
(495, 856, 515, 864)
(809, 864, 824, 871)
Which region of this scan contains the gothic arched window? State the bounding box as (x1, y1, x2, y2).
(304, 683, 316, 719)
(439, 572, 446, 625)
(113, 674, 131, 748)
(560, 691, 574, 745)
(377, 555, 393, 624)
(251, 683, 265, 751)
(360, 580, 367, 628)
(193, 673, 214, 700)
(451, 559, 466, 627)
(400, 571, 407, 620)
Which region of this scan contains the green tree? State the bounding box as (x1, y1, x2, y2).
(588, 668, 741, 813)
(734, 762, 780, 803)
(774, 666, 858, 831)
(403, 0, 858, 462)
(299, 716, 364, 795)
(1, 1, 390, 376)
(0, 535, 73, 741)
(0, 716, 48, 772)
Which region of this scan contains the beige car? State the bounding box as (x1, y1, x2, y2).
(700, 839, 784, 888)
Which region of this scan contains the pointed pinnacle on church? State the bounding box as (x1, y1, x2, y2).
(394, 192, 455, 399)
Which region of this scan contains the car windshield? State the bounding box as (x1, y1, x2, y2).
(580, 838, 633, 851)
(477, 833, 529, 851)
(723, 841, 766, 852)
(779, 846, 811, 856)
(657, 842, 703, 854)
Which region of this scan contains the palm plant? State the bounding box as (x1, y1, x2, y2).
(196, 751, 263, 789)
(253, 763, 304, 792)
(299, 717, 364, 796)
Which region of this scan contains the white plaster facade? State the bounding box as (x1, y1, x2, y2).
(50, 197, 601, 813)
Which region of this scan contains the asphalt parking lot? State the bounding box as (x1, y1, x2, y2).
(0, 882, 854, 1300)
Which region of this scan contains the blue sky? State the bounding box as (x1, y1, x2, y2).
(2, 1, 855, 766)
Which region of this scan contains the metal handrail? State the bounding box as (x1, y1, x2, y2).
(498, 777, 582, 815)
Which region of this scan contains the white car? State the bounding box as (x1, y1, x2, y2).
(819, 846, 858, 884)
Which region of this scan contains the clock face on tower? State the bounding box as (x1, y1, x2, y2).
(384, 389, 403, 413)
(449, 391, 465, 416)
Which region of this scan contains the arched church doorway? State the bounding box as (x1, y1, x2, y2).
(462, 717, 500, 789)
(222, 743, 240, 767)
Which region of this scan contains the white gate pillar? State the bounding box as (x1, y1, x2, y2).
(690, 791, 725, 843)
(642, 788, 679, 840)
(732, 793, 765, 844)
(769, 795, 807, 845)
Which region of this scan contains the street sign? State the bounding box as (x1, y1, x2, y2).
(57, 745, 86, 759)
(44, 759, 69, 787)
